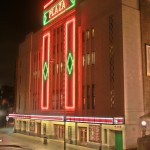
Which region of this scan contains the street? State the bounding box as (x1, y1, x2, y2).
(0, 128, 95, 150)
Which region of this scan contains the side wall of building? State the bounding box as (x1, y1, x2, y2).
(122, 0, 144, 149)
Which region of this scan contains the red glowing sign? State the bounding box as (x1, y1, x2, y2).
(43, 0, 76, 25)
(65, 18, 75, 110)
(41, 33, 50, 110)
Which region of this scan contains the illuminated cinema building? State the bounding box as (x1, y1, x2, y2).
(9, 0, 145, 149)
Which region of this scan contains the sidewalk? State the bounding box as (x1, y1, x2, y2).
(0, 128, 96, 150)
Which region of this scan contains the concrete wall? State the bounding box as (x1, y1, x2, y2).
(140, 0, 150, 114)
(122, 0, 144, 149)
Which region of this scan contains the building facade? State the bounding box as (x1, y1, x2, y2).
(140, 0, 150, 134)
(9, 0, 148, 149)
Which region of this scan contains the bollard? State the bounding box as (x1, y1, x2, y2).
(43, 136, 48, 145)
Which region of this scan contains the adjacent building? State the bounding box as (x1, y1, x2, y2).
(9, 0, 150, 149)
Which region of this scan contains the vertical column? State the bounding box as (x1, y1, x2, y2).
(41, 32, 50, 110)
(65, 18, 75, 110)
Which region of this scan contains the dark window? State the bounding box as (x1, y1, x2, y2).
(92, 84, 95, 109)
(87, 85, 90, 109)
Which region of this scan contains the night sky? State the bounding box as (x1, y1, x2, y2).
(0, 0, 45, 86)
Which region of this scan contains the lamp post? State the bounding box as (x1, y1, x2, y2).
(141, 120, 147, 137)
(64, 100, 66, 150)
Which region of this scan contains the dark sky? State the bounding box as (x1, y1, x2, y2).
(0, 0, 45, 86)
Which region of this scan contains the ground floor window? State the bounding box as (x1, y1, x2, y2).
(79, 127, 87, 145)
(89, 125, 100, 143)
(54, 124, 64, 139)
(30, 121, 35, 132)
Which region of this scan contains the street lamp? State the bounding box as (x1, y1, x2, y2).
(141, 120, 147, 137)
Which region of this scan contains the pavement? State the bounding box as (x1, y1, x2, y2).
(0, 127, 96, 150)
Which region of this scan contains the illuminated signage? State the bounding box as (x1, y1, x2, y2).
(43, 0, 76, 25)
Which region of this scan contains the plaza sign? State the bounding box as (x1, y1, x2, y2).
(43, 0, 76, 25)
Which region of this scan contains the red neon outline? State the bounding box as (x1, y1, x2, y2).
(44, 0, 54, 9)
(78, 26, 82, 111)
(41, 32, 50, 110)
(65, 18, 75, 110)
(28, 36, 32, 113)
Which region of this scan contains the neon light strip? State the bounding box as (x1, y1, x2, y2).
(44, 0, 54, 9)
(9, 114, 64, 121)
(114, 117, 124, 124)
(78, 26, 82, 110)
(29, 51, 31, 112)
(43, 0, 76, 26)
(66, 116, 114, 124)
(9, 114, 124, 124)
(65, 18, 75, 110)
(41, 33, 50, 110)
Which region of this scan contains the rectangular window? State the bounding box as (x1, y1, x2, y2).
(82, 31, 85, 43)
(92, 84, 95, 109)
(89, 125, 100, 143)
(57, 63, 59, 74)
(60, 62, 63, 73)
(104, 129, 107, 144)
(92, 51, 95, 65)
(87, 85, 90, 109)
(52, 91, 55, 109)
(86, 30, 90, 40)
(56, 90, 59, 109)
(91, 28, 95, 38)
(60, 90, 63, 109)
(87, 53, 90, 65)
(146, 45, 150, 76)
(82, 55, 85, 67)
(82, 85, 85, 109)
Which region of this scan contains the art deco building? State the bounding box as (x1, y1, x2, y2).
(9, 0, 147, 149)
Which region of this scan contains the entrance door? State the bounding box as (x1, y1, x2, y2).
(115, 132, 123, 150)
(37, 123, 41, 137)
(79, 127, 87, 145)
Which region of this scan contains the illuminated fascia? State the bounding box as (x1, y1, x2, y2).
(9, 114, 124, 125)
(65, 18, 75, 110)
(41, 33, 50, 110)
(43, 0, 76, 26)
(66, 116, 114, 124)
(9, 114, 64, 121)
(114, 117, 124, 124)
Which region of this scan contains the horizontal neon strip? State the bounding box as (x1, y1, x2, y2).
(9, 114, 124, 124)
(114, 117, 124, 124)
(9, 114, 63, 121)
(66, 116, 114, 124)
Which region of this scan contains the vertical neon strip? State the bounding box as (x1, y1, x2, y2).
(28, 35, 32, 113)
(65, 18, 75, 110)
(78, 26, 82, 111)
(41, 33, 50, 110)
(44, 0, 54, 9)
(29, 51, 31, 113)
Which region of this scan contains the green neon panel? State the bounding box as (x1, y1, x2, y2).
(43, 0, 76, 26)
(43, 61, 48, 80)
(67, 52, 74, 75)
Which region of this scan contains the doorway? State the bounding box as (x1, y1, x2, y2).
(115, 131, 123, 150)
(79, 127, 87, 145)
(37, 123, 41, 137)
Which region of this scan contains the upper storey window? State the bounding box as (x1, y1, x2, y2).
(146, 45, 150, 76)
